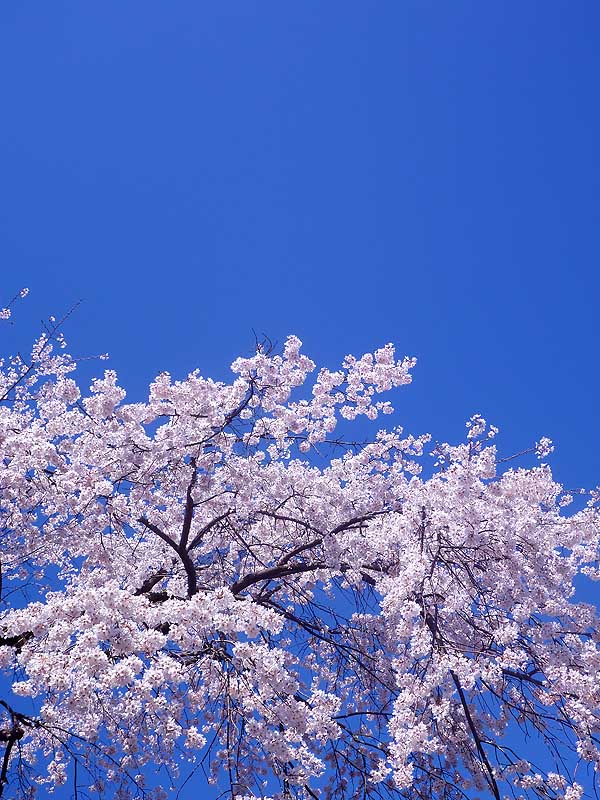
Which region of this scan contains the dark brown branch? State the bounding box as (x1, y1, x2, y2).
(339, 564, 377, 586)
(138, 517, 179, 553)
(0, 633, 33, 652)
(256, 510, 322, 538)
(450, 670, 501, 800)
(133, 571, 169, 596)
(179, 550, 199, 597)
(278, 537, 323, 566)
(187, 511, 233, 552)
(0, 733, 16, 796)
(231, 562, 325, 596)
(0, 700, 35, 798)
(223, 385, 255, 428)
(419, 603, 501, 799)
(328, 514, 379, 536)
(138, 517, 198, 597)
(179, 458, 198, 551)
(502, 668, 546, 688)
(265, 513, 380, 568)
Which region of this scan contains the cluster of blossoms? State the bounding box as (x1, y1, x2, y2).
(0, 312, 598, 800)
(0, 287, 28, 320)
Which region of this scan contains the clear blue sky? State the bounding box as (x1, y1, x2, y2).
(1, 2, 600, 797)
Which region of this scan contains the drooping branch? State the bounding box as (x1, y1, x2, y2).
(0, 733, 17, 798)
(450, 670, 501, 800)
(0, 700, 38, 799)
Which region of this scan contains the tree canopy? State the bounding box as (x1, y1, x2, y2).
(0, 298, 599, 800)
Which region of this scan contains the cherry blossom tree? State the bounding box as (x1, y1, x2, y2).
(0, 293, 599, 800)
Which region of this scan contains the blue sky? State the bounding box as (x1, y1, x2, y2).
(1, 2, 600, 796)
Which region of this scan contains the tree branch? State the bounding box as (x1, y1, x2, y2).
(0, 633, 32, 651)
(179, 458, 198, 551)
(138, 517, 179, 553)
(231, 561, 325, 596)
(187, 511, 233, 552)
(133, 571, 169, 596)
(450, 670, 501, 800)
(138, 517, 198, 597)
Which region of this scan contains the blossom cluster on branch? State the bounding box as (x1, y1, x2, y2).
(0, 306, 599, 800)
